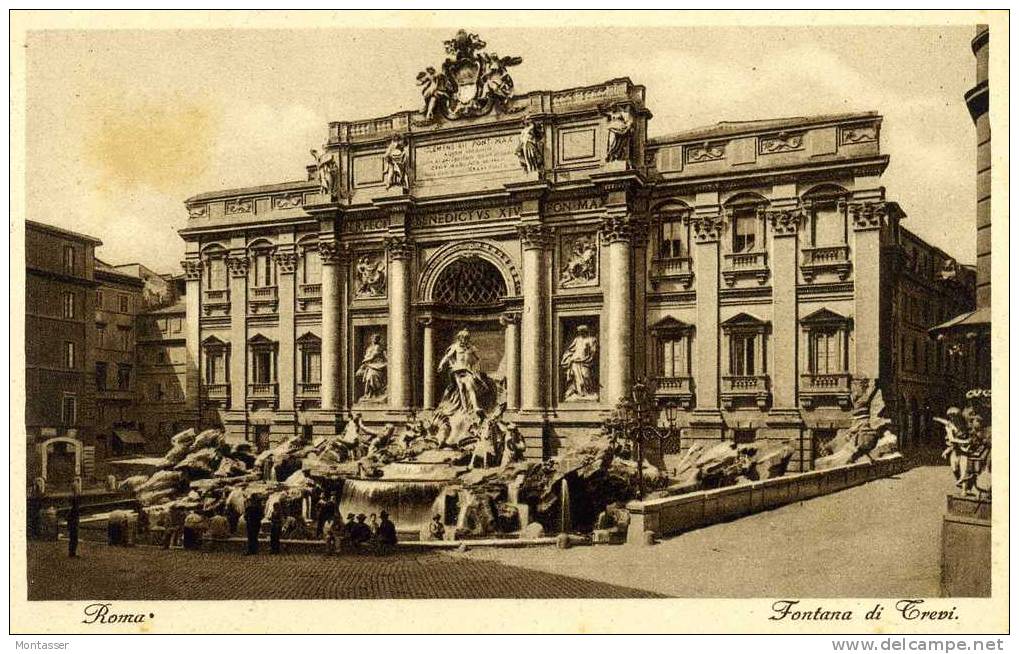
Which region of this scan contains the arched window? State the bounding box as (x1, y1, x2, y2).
(724, 194, 768, 254)
(803, 185, 849, 247)
(433, 257, 507, 307)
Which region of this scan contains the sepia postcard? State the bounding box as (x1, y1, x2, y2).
(8, 9, 1010, 636)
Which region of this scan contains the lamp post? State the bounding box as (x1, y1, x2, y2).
(605, 378, 679, 500)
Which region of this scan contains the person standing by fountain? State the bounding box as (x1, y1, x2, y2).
(269, 509, 284, 555)
(377, 511, 398, 553)
(428, 514, 445, 541)
(243, 495, 265, 556)
(66, 491, 81, 558)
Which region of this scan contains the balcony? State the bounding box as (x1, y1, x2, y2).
(650, 257, 693, 289)
(297, 283, 322, 312)
(249, 285, 278, 314)
(654, 376, 694, 409)
(801, 245, 851, 282)
(721, 374, 771, 410)
(202, 288, 230, 315)
(722, 251, 769, 286)
(248, 382, 278, 398)
(201, 383, 230, 405)
(800, 372, 852, 409)
(297, 382, 321, 396)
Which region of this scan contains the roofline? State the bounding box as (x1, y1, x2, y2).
(26, 220, 103, 245)
(649, 111, 881, 146)
(186, 179, 317, 205)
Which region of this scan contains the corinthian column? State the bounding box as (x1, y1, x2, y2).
(500, 312, 521, 410)
(318, 240, 343, 412)
(419, 317, 435, 409)
(386, 235, 413, 411)
(518, 224, 552, 411)
(600, 213, 637, 406)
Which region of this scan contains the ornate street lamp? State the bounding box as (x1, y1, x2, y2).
(605, 378, 679, 500)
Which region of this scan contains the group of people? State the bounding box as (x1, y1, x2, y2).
(324, 510, 398, 555)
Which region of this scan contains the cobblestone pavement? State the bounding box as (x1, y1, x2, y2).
(455, 464, 950, 598)
(26, 542, 664, 600)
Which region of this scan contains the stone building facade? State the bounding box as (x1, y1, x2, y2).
(135, 281, 195, 455)
(25, 220, 101, 487)
(91, 260, 146, 459)
(932, 25, 991, 391)
(180, 42, 973, 470)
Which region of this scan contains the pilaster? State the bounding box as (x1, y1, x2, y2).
(689, 199, 725, 433)
(226, 252, 249, 424)
(181, 255, 202, 425)
(274, 245, 298, 414)
(500, 311, 521, 410)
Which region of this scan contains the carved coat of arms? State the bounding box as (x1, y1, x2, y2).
(416, 30, 523, 121)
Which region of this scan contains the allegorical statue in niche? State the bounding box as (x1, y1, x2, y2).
(355, 333, 388, 402)
(604, 104, 634, 162)
(437, 329, 498, 416)
(515, 118, 543, 173)
(382, 135, 409, 190)
(560, 236, 598, 287)
(561, 325, 599, 401)
(354, 254, 387, 298)
(310, 148, 338, 198)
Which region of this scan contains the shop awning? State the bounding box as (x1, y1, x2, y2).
(929, 306, 991, 337)
(113, 430, 146, 445)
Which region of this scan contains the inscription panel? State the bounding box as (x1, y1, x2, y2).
(415, 134, 520, 180)
(411, 204, 522, 229)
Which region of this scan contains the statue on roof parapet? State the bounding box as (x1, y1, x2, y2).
(416, 30, 524, 123)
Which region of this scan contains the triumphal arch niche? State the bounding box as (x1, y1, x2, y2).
(183, 29, 894, 469)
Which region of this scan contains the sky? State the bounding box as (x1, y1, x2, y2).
(24, 24, 978, 272)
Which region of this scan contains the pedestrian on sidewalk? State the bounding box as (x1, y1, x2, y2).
(377, 511, 397, 555)
(244, 494, 265, 556)
(269, 510, 284, 555)
(67, 493, 81, 558)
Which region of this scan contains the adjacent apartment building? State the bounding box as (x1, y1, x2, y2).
(26, 220, 101, 488)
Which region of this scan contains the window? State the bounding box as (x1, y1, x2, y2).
(63, 341, 76, 369)
(732, 208, 759, 253)
(152, 382, 165, 401)
(96, 290, 103, 308)
(801, 309, 851, 376)
(204, 348, 228, 384)
(207, 257, 227, 290)
(62, 292, 75, 319)
(809, 329, 844, 374)
(729, 333, 756, 375)
(63, 246, 75, 274)
(172, 318, 182, 333)
(302, 247, 322, 284)
(659, 218, 687, 259)
(733, 429, 756, 445)
(95, 362, 107, 391)
(252, 251, 274, 287)
(96, 324, 106, 347)
(117, 363, 132, 391)
(301, 348, 321, 384)
(661, 336, 689, 378)
(252, 350, 274, 384)
(61, 395, 77, 425)
(119, 294, 129, 313)
(119, 326, 131, 350)
(157, 351, 167, 364)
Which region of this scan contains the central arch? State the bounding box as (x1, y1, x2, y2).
(433, 257, 507, 308)
(418, 240, 520, 302)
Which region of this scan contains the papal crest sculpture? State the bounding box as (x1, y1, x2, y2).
(416, 30, 523, 121)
